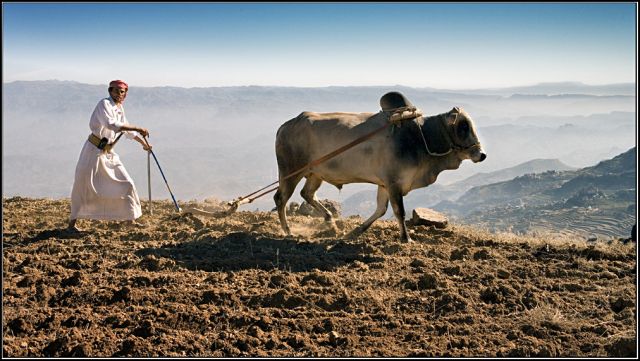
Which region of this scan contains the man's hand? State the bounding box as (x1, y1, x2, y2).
(137, 128, 149, 137)
(143, 142, 153, 152)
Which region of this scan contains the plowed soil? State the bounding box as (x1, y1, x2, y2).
(2, 197, 637, 357)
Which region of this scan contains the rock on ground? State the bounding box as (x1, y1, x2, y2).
(411, 208, 448, 228)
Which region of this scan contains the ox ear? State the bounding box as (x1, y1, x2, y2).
(447, 109, 458, 124)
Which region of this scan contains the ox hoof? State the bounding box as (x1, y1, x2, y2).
(401, 236, 415, 244)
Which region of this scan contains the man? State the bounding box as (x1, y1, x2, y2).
(68, 79, 152, 231)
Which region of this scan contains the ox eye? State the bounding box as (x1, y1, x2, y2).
(457, 120, 470, 139)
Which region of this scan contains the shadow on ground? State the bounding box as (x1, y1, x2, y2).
(21, 228, 91, 243)
(135, 231, 384, 272)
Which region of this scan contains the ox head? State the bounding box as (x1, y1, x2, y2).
(446, 107, 486, 163)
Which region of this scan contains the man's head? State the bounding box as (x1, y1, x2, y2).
(108, 79, 128, 104)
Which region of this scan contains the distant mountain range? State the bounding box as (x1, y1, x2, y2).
(434, 147, 637, 239)
(457, 81, 636, 96)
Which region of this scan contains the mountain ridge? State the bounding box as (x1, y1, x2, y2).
(435, 147, 637, 239)
(5, 79, 635, 95)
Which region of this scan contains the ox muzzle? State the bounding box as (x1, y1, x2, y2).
(467, 143, 487, 163)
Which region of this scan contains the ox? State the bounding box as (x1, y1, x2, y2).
(274, 92, 486, 243)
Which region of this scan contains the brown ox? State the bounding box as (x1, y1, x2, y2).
(274, 92, 486, 242)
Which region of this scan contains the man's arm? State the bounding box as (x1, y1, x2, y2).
(120, 124, 149, 137)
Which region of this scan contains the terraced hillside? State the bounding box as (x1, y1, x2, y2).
(465, 203, 635, 240)
(436, 148, 636, 239)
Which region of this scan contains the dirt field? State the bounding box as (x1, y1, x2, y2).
(2, 197, 637, 357)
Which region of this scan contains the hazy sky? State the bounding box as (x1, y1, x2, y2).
(2, 2, 637, 88)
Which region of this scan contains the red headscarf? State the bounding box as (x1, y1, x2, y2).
(109, 79, 128, 89)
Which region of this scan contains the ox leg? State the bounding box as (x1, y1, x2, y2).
(387, 184, 413, 243)
(300, 175, 337, 230)
(274, 175, 303, 236)
(346, 185, 389, 239)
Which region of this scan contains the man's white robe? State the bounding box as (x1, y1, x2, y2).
(70, 97, 142, 221)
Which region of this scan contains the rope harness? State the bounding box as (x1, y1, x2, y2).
(227, 106, 431, 210)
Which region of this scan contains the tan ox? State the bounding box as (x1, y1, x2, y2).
(274, 92, 486, 242)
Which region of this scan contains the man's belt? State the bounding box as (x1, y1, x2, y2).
(88, 133, 121, 152)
